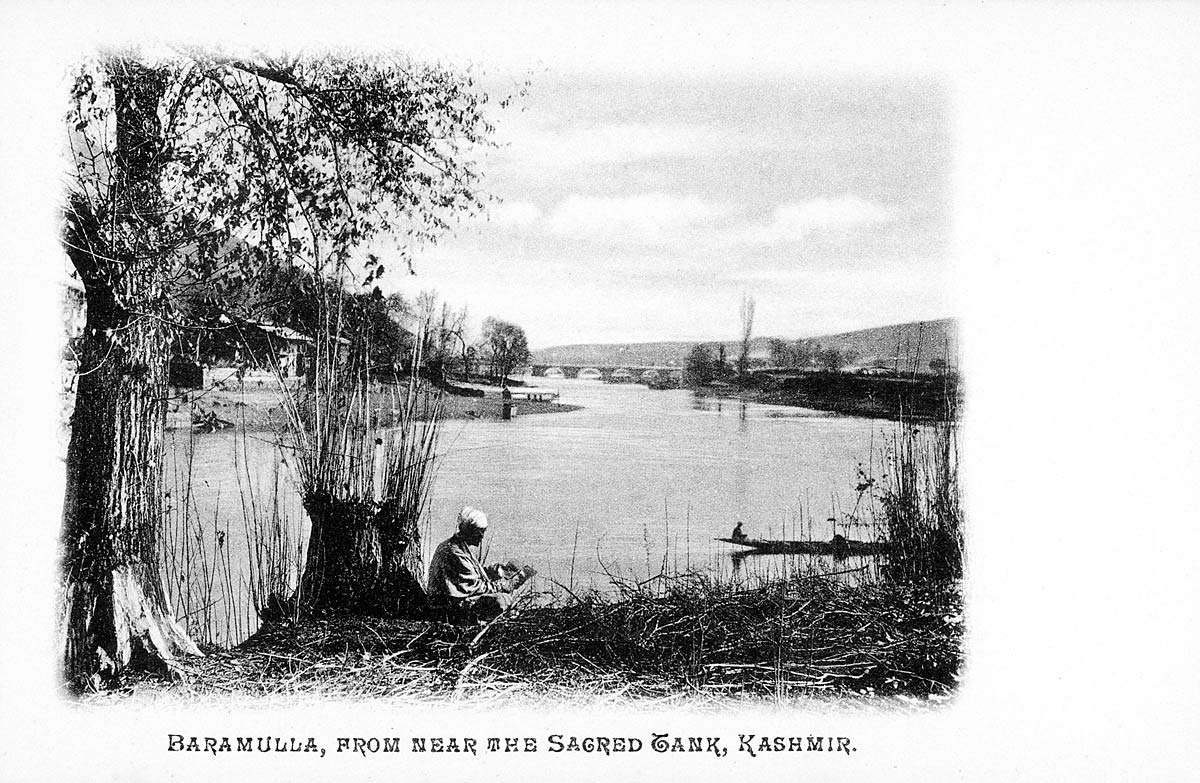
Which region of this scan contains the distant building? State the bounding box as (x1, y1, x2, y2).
(253, 323, 313, 378)
(211, 317, 349, 379)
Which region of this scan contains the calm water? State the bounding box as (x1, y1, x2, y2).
(431, 379, 887, 588)
(166, 378, 891, 644)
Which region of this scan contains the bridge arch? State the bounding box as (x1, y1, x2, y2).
(543, 367, 565, 378)
(577, 367, 602, 379)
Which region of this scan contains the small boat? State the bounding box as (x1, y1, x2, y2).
(440, 381, 485, 398)
(715, 535, 888, 557)
(190, 410, 234, 433)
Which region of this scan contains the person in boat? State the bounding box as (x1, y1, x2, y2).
(426, 507, 535, 623)
(731, 521, 748, 542)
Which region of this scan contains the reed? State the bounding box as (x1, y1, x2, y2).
(871, 404, 964, 584)
(234, 428, 307, 627)
(160, 427, 253, 648)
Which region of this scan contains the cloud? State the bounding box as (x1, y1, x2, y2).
(743, 196, 897, 244)
(545, 193, 733, 244)
(510, 122, 744, 168)
(489, 200, 543, 228)
(467, 192, 899, 254)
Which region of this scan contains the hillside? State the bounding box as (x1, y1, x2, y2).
(531, 318, 958, 372)
(803, 318, 958, 371)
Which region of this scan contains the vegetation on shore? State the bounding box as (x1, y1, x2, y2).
(744, 371, 960, 422)
(682, 315, 960, 422)
(165, 378, 581, 434)
(98, 575, 961, 704)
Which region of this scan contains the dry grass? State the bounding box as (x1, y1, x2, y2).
(105, 573, 962, 706)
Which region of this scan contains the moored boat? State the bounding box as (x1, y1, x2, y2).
(715, 535, 888, 557)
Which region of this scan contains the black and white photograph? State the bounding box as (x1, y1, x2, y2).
(1, 3, 1198, 781)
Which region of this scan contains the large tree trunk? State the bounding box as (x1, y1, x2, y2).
(298, 493, 426, 617)
(60, 59, 200, 691)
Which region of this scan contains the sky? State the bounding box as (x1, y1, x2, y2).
(383, 71, 952, 350)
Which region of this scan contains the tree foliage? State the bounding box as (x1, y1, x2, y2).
(411, 290, 468, 380)
(767, 337, 818, 369)
(68, 50, 496, 324)
(480, 316, 530, 382)
(685, 343, 722, 385)
(61, 50, 500, 686)
(817, 346, 846, 372)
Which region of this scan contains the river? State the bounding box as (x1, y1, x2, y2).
(165, 378, 893, 646)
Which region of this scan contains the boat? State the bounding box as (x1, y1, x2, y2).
(715, 535, 888, 557)
(190, 409, 234, 433)
(439, 380, 484, 397)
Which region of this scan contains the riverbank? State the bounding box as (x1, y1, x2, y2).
(165, 381, 581, 433)
(692, 371, 960, 422)
(87, 575, 962, 705)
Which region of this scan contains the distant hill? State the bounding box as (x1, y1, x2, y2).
(799, 318, 959, 371)
(531, 318, 958, 372)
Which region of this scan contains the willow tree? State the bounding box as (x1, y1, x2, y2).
(62, 51, 496, 689)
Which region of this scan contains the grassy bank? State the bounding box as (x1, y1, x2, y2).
(92, 574, 962, 704)
(693, 371, 960, 422)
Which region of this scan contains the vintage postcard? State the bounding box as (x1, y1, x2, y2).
(1, 2, 1198, 781)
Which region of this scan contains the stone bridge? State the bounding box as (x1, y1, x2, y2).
(529, 364, 684, 383)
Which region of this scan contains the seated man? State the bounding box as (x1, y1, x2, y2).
(731, 521, 748, 542)
(426, 507, 535, 623)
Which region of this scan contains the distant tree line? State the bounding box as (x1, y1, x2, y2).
(767, 338, 856, 373)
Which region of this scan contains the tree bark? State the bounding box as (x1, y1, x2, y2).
(298, 493, 426, 617)
(60, 59, 200, 690)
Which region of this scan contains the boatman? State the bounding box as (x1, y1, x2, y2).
(731, 521, 748, 543)
(427, 507, 536, 623)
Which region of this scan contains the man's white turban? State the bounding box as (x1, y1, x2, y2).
(457, 506, 488, 531)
